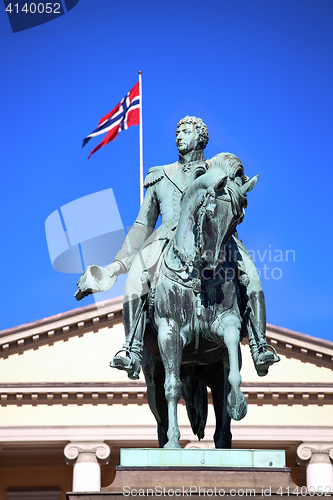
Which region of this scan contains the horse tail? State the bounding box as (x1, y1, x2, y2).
(181, 374, 208, 441)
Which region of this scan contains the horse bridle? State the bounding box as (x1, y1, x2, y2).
(196, 182, 246, 258)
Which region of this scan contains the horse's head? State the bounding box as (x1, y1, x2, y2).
(192, 153, 258, 269)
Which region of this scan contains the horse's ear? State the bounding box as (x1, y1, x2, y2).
(214, 175, 228, 193)
(241, 174, 259, 194)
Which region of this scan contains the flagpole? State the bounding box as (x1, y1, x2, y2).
(139, 70, 143, 205)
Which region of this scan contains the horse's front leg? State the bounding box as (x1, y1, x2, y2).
(157, 318, 185, 449)
(221, 314, 247, 421)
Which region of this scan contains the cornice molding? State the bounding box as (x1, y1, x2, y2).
(0, 382, 332, 407)
(0, 297, 124, 358)
(1, 424, 333, 444)
(0, 297, 123, 338)
(242, 330, 333, 370)
(266, 324, 333, 352)
(1, 295, 333, 368)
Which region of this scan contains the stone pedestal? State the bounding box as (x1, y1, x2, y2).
(67, 448, 298, 499)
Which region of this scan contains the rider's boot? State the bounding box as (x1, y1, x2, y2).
(110, 296, 144, 380)
(247, 290, 280, 376)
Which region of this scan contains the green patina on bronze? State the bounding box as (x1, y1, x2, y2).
(75, 116, 280, 449)
(120, 448, 286, 468)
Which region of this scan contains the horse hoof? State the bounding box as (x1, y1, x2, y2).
(227, 389, 247, 421)
(163, 440, 182, 449)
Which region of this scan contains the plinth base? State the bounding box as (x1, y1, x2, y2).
(67, 449, 298, 500)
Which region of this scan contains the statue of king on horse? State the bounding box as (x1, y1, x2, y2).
(75, 116, 280, 449)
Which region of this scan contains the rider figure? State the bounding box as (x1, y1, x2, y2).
(76, 116, 277, 379)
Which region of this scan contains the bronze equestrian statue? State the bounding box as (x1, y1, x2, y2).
(75, 117, 279, 448)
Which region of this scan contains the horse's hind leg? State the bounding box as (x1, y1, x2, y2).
(199, 362, 232, 449)
(142, 347, 168, 448)
(157, 318, 184, 449)
(221, 314, 247, 421)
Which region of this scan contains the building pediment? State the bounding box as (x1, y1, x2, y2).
(1, 296, 332, 364)
(0, 296, 332, 406)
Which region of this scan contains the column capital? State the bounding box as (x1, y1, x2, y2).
(297, 442, 333, 465)
(64, 441, 111, 466)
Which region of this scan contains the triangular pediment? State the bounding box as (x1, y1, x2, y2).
(0, 296, 332, 404)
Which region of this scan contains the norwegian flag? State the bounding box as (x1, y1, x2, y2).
(83, 81, 140, 159)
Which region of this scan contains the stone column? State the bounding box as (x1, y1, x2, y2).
(64, 441, 111, 492)
(297, 442, 333, 492)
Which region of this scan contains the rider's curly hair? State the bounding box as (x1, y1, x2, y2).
(176, 116, 209, 150)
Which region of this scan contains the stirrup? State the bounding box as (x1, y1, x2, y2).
(263, 344, 280, 364)
(110, 347, 132, 369)
(254, 343, 280, 376)
(110, 348, 140, 380)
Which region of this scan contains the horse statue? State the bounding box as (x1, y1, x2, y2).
(141, 153, 261, 449)
(75, 152, 279, 449)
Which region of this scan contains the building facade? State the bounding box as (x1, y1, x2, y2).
(0, 297, 333, 499)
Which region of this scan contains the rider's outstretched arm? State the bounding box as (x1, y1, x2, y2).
(109, 184, 159, 275)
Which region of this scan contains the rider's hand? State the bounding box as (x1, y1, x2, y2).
(75, 263, 121, 301)
(75, 267, 94, 301)
(74, 288, 91, 301)
(105, 261, 122, 278)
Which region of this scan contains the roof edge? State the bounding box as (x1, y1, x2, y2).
(0, 295, 124, 338)
(1, 296, 332, 353)
(266, 323, 333, 350)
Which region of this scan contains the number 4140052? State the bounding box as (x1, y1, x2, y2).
(6, 3, 61, 14)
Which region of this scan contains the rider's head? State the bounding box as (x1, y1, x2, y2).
(176, 116, 209, 155)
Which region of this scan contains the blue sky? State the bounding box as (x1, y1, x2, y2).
(1, 0, 333, 342)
